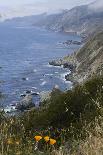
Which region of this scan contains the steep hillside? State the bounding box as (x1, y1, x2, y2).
(50, 31, 103, 84)
(34, 4, 103, 36)
(74, 31, 103, 82)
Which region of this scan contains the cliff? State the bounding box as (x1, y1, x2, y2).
(50, 31, 103, 84)
(73, 31, 103, 83)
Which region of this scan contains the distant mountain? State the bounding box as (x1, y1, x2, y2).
(32, 1, 103, 36)
(1, 0, 103, 35)
(2, 0, 103, 36)
(4, 13, 47, 26)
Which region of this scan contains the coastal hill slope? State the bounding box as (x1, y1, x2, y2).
(3, 1, 103, 36)
(50, 31, 103, 83)
(74, 31, 103, 82)
(33, 2, 103, 36)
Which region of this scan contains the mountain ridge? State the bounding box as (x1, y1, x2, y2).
(2, 1, 103, 37)
(33, 4, 103, 36)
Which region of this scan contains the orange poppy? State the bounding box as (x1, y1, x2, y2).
(44, 136, 50, 143)
(49, 138, 56, 145)
(34, 136, 42, 142)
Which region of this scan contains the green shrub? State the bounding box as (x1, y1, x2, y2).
(1, 76, 103, 154)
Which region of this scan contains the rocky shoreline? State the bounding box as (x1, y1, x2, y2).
(49, 52, 79, 86)
(49, 53, 93, 86)
(2, 90, 51, 114)
(49, 31, 103, 87)
(3, 29, 103, 115)
(58, 39, 83, 47)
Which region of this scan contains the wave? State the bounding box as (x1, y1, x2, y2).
(31, 87, 37, 90)
(60, 72, 71, 84)
(15, 26, 35, 29)
(33, 69, 37, 73)
(40, 81, 47, 86)
(45, 73, 53, 76)
(46, 64, 62, 68)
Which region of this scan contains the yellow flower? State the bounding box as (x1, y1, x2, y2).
(15, 141, 20, 145)
(44, 136, 50, 143)
(7, 138, 14, 145)
(34, 136, 42, 142)
(49, 139, 56, 145)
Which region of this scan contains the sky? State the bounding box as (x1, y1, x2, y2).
(0, 0, 96, 19)
(0, 0, 95, 7)
(89, 0, 103, 12)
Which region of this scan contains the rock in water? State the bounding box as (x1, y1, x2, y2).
(16, 95, 34, 111)
(22, 77, 29, 81)
(49, 59, 62, 66)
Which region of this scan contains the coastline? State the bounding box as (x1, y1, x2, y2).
(49, 52, 78, 86)
(0, 25, 82, 114)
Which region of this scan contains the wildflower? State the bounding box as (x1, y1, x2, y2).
(15, 141, 20, 145)
(34, 136, 42, 142)
(7, 138, 14, 145)
(49, 139, 56, 145)
(44, 136, 50, 143)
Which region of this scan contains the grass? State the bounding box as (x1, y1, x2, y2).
(0, 119, 103, 155)
(52, 119, 103, 155)
(1, 76, 103, 154)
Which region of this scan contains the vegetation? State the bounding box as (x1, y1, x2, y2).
(1, 76, 103, 154)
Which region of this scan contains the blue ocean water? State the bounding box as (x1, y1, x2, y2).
(0, 23, 81, 106)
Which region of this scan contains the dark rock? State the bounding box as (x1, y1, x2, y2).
(26, 90, 31, 94)
(20, 94, 26, 97)
(22, 77, 29, 81)
(16, 95, 35, 111)
(63, 40, 82, 46)
(63, 63, 76, 72)
(65, 74, 78, 86)
(65, 74, 74, 82)
(25, 90, 39, 95)
(20, 91, 40, 97)
(63, 63, 70, 68)
(72, 41, 82, 45)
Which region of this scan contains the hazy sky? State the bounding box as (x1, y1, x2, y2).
(0, 0, 96, 19)
(0, 0, 95, 8)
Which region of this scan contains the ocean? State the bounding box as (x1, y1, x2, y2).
(0, 23, 81, 108)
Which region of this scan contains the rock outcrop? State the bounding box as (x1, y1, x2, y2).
(16, 95, 35, 111)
